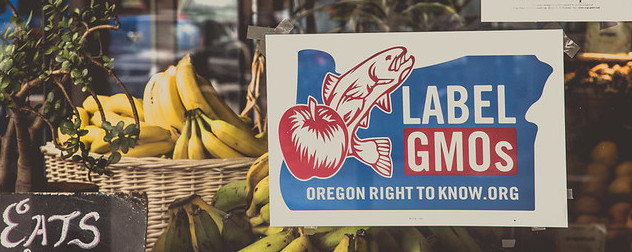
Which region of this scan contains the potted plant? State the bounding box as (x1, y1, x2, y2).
(0, 0, 141, 192)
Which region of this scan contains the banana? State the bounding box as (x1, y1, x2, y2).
(187, 117, 207, 159)
(212, 179, 249, 212)
(354, 229, 369, 252)
(318, 227, 368, 251)
(190, 204, 223, 252)
(451, 227, 482, 252)
(195, 112, 245, 159)
(389, 226, 432, 252)
(103, 93, 144, 121)
(142, 72, 162, 125)
(280, 233, 317, 252)
(239, 114, 254, 128)
(189, 195, 226, 232)
(80, 125, 104, 148)
(246, 152, 269, 203)
(138, 124, 172, 144)
(175, 54, 218, 119)
(246, 176, 269, 217)
(121, 140, 174, 157)
(260, 202, 270, 224)
(196, 74, 249, 131)
(332, 234, 354, 252)
(77, 107, 90, 128)
(89, 130, 109, 153)
(199, 112, 267, 157)
(237, 229, 296, 252)
(172, 113, 192, 159)
(90, 111, 136, 127)
(157, 66, 186, 131)
(163, 207, 194, 252)
(368, 227, 402, 252)
(150, 217, 170, 252)
(148, 72, 171, 129)
(82, 95, 110, 114)
(222, 212, 255, 252)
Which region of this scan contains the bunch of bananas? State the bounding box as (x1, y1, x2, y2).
(144, 55, 267, 159)
(59, 93, 175, 157)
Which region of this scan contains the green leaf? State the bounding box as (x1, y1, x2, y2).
(108, 152, 121, 164)
(72, 154, 82, 162)
(78, 129, 88, 137)
(0, 58, 13, 72)
(61, 61, 70, 70)
(46, 92, 54, 102)
(123, 124, 138, 135)
(110, 138, 120, 151)
(102, 121, 112, 131)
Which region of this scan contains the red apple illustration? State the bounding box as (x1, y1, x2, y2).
(279, 96, 349, 180)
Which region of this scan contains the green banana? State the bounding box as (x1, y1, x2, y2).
(164, 207, 194, 252)
(191, 195, 227, 232)
(318, 227, 368, 251)
(246, 176, 269, 217)
(280, 233, 317, 252)
(193, 205, 223, 252)
(354, 229, 369, 252)
(150, 218, 169, 252)
(222, 212, 256, 252)
(332, 233, 354, 252)
(260, 203, 270, 224)
(390, 226, 433, 252)
(237, 229, 296, 252)
(212, 179, 249, 212)
(246, 153, 269, 203)
(368, 227, 402, 252)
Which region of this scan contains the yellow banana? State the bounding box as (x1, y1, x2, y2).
(172, 113, 192, 159)
(90, 111, 136, 128)
(138, 124, 172, 144)
(318, 227, 368, 251)
(197, 74, 249, 131)
(121, 140, 174, 158)
(89, 130, 109, 153)
(82, 95, 110, 114)
(212, 179, 248, 212)
(237, 229, 296, 252)
(246, 153, 269, 203)
(175, 55, 218, 119)
(280, 233, 317, 252)
(143, 72, 162, 126)
(77, 107, 90, 128)
(260, 202, 270, 224)
(246, 176, 269, 217)
(187, 117, 206, 159)
(195, 113, 244, 159)
(199, 112, 267, 157)
(332, 234, 354, 252)
(157, 66, 185, 131)
(104, 93, 144, 121)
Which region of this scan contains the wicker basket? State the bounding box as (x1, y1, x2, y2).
(41, 142, 255, 251)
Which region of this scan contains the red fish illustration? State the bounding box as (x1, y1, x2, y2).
(322, 46, 415, 177)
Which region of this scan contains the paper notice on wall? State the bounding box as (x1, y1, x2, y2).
(482, 0, 632, 22)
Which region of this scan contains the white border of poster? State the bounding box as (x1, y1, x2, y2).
(266, 30, 567, 227)
(482, 0, 632, 22)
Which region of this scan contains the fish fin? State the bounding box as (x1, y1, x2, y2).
(350, 136, 393, 178)
(375, 94, 392, 113)
(322, 72, 340, 105)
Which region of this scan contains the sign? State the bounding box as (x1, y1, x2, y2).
(266, 30, 567, 227)
(0, 192, 147, 251)
(481, 0, 632, 22)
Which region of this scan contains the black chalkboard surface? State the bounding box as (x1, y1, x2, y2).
(0, 192, 147, 252)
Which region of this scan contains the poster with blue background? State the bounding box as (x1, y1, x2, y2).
(266, 30, 567, 227)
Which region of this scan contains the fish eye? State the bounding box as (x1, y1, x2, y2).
(385, 55, 392, 61)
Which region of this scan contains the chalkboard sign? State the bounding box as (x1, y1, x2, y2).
(0, 192, 147, 252)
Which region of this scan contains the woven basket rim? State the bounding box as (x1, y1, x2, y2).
(41, 141, 257, 167)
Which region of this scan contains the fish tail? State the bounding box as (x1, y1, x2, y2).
(351, 136, 393, 177)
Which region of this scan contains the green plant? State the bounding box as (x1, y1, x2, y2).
(0, 0, 140, 192)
